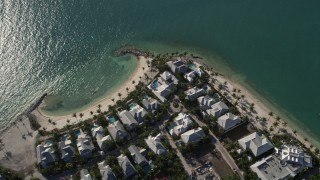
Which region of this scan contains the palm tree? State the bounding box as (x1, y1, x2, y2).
(72, 113, 77, 118)
(273, 121, 279, 128)
(293, 130, 297, 135)
(79, 113, 84, 119)
(90, 111, 93, 115)
(126, 87, 129, 92)
(142, 67, 145, 71)
(118, 92, 122, 99)
(282, 121, 287, 127)
(67, 119, 70, 124)
(132, 80, 135, 85)
(48, 119, 52, 124)
(268, 112, 274, 120)
(52, 122, 57, 129)
(304, 138, 308, 142)
(98, 104, 101, 109)
(0, 138, 8, 153)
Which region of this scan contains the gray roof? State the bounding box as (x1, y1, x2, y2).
(128, 145, 148, 166)
(217, 113, 241, 131)
(107, 121, 128, 141)
(129, 104, 147, 123)
(181, 127, 205, 144)
(98, 161, 117, 180)
(238, 132, 274, 157)
(77, 131, 95, 158)
(117, 154, 136, 177)
(80, 169, 92, 180)
(119, 110, 138, 126)
(206, 101, 229, 117)
(59, 140, 74, 162)
(166, 60, 187, 74)
(280, 145, 312, 168)
(36, 144, 57, 167)
(145, 134, 167, 155)
(92, 126, 113, 150)
(142, 97, 160, 112)
(250, 155, 293, 180)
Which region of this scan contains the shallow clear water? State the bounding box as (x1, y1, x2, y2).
(1, 0, 320, 145)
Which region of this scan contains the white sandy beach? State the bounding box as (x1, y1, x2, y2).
(33, 56, 152, 131)
(199, 61, 320, 154)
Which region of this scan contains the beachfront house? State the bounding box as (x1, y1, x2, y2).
(128, 145, 149, 167)
(250, 145, 312, 180)
(129, 103, 147, 123)
(148, 71, 179, 102)
(118, 110, 138, 130)
(197, 94, 220, 110)
(166, 59, 187, 74)
(77, 130, 95, 159)
(98, 161, 117, 180)
(181, 127, 205, 144)
(205, 101, 229, 117)
(145, 133, 167, 155)
(117, 154, 136, 178)
(59, 139, 75, 162)
(36, 144, 57, 168)
(184, 86, 206, 101)
(80, 169, 92, 180)
(238, 132, 274, 157)
(184, 68, 204, 82)
(279, 144, 312, 168)
(91, 126, 113, 151)
(169, 113, 193, 136)
(107, 121, 128, 142)
(142, 97, 160, 113)
(217, 113, 242, 132)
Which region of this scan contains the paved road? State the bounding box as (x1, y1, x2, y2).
(159, 124, 193, 176)
(189, 113, 243, 179)
(172, 100, 244, 179)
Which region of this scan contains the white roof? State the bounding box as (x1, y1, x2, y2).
(145, 133, 167, 155)
(181, 127, 205, 144)
(238, 132, 274, 157)
(217, 113, 241, 131)
(280, 145, 312, 168)
(206, 101, 229, 117)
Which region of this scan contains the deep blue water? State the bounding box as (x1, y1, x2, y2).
(1, 0, 320, 144)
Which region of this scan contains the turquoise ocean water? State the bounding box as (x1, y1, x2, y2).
(1, 0, 320, 145)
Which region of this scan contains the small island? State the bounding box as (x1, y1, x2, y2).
(0, 48, 319, 179)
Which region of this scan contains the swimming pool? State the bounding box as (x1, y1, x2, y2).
(60, 134, 70, 141)
(188, 63, 197, 71)
(107, 115, 118, 123)
(74, 129, 81, 137)
(129, 103, 137, 110)
(45, 139, 53, 146)
(151, 79, 159, 89)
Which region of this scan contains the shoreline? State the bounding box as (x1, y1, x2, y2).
(194, 60, 320, 150)
(34, 55, 151, 130)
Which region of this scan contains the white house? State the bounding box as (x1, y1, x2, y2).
(142, 97, 160, 113)
(36, 144, 57, 168)
(118, 110, 138, 130)
(128, 145, 148, 167)
(117, 154, 136, 178)
(59, 139, 74, 162)
(148, 71, 178, 102)
(197, 94, 220, 110)
(181, 127, 205, 144)
(107, 121, 128, 142)
(250, 145, 313, 180)
(77, 130, 95, 159)
(145, 133, 167, 155)
(184, 86, 206, 101)
(80, 169, 92, 180)
(169, 113, 193, 136)
(280, 145, 312, 168)
(98, 161, 117, 180)
(166, 59, 187, 74)
(129, 104, 147, 123)
(92, 126, 113, 151)
(217, 113, 241, 132)
(206, 101, 229, 117)
(238, 132, 274, 157)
